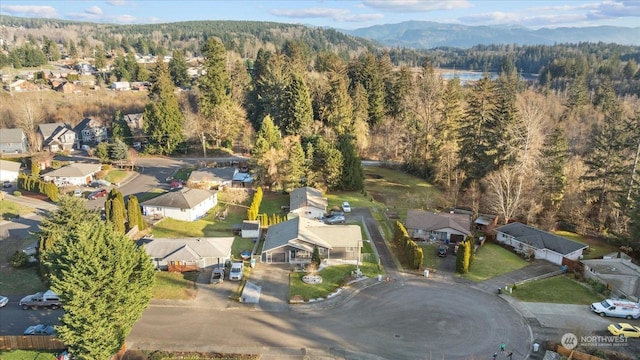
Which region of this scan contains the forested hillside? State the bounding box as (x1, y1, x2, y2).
(0, 17, 638, 257)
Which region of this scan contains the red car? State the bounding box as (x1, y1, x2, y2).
(88, 189, 107, 200)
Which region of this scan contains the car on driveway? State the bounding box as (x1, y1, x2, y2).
(608, 323, 640, 338)
(325, 215, 346, 224)
(24, 324, 56, 336)
(341, 201, 351, 213)
(229, 262, 244, 281)
(438, 245, 448, 257)
(73, 188, 83, 197)
(0, 295, 8, 308)
(88, 188, 107, 200)
(89, 179, 111, 188)
(2, 181, 12, 188)
(211, 268, 225, 284)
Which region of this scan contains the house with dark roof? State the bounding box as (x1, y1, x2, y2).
(405, 210, 471, 243)
(141, 188, 217, 222)
(495, 222, 588, 265)
(138, 237, 233, 272)
(41, 162, 102, 187)
(74, 117, 108, 147)
(289, 187, 328, 220)
(38, 122, 76, 152)
(241, 220, 261, 239)
(261, 216, 362, 265)
(0, 128, 28, 154)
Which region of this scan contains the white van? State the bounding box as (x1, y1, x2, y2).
(590, 299, 640, 319)
(229, 262, 244, 281)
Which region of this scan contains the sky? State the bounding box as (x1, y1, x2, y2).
(1, 0, 639, 30)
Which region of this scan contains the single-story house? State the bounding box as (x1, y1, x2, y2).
(141, 188, 217, 222)
(289, 186, 327, 220)
(582, 257, 640, 301)
(405, 210, 471, 243)
(261, 216, 362, 265)
(187, 167, 236, 189)
(241, 220, 261, 239)
(38, 122, 76, 152)
(0, 128, 29, 154)
(495, 222, 588, 265)
(0, 159, 21, 182)
(41, 162, 101, 187)
(137, 237, 233, 272)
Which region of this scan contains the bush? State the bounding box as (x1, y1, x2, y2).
(10, 251, 29, 268)
(101, 164, 113, 171)
(13, 190, 22, 196)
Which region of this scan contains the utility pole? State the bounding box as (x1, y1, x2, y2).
(201, 132, 207, 158)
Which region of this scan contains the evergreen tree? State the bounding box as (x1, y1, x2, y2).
(106, 188, 127, 233)
(438, 77, 464, 189)
(112, 52, 130, 81)
(280, 73, 313, 136)
(541, 127, 569, 211)
(311, 138, 343, 189)
(337, 134, 364, 191)
(43, 217, 154, 360)
(169, 49, 190, 87)
(322, 66, 353, 136)
(348, 52, 385, 126)
(282, 140, 306, 191)
(127, 195, 146, 231)
(68, 40, 78, 59)
(109, 139, 129, 161)
(95, 142, 109, 163)
(143, 57, 184, 155)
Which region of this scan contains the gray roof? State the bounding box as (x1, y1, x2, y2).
(262, 216, 361, 253)
(0, 159, 21, 173)
(0, 128, 25, 143)
(496, 222, 587, 255)
(39, 122, 67, 140)
(242, 220, 260, 231)
(141, 188, 216, 210)
(138, 237, 233, 261)
(405, 210, 471, 235)
(188, 168, 235, 183)
(42, 163, 101, 178)
(289, 187, 327, 211)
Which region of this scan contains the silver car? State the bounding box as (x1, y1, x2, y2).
(325, 215, 346, 224)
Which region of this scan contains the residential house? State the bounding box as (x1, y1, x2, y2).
(404, 210, 471, 243)
(289, 186, 327, 220)
(261, 216, 362, 265)
(4, 79, 39, 92)
(41, 162, 102, 187)
(187, 167, 236, 189)
(123, 113, 144, 142)
(74, 118, 108, 147)
(582, 256, 640, 301)
(141, 188, 217, 222)
(495, 222, 588, 265)
(38, 123, 76, 152)
(241, 220, 261, 239)
(232, 170, 253, 188)
(111, 82, 130, 91)
(0, 128, 29, 154)
(137, 237, 234, 272)
(54, 81, 76, 94)
(0, 159, 21, 182)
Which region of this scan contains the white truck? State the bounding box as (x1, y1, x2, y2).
(590, 299, 640, 320)
(19, 290, 62, 310)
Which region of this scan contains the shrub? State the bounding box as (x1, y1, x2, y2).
(101, 164, 113, 171)
(13, 190, 22, 196)
(10, 251, 29, 268)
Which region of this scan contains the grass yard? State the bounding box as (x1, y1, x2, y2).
(289, 264, 354, 301)
(258, 191, 289, 214)
(104, 169, 130, 184)
(554, 230, 619, 259)
(363, 166, 442, 212)
(509, 275, 604, 304)
(151, 271, 199, 300)
(421, 243, 442, 269)
(232, 237, 255, 260)
(0, 199, 35, 220)
(0, 350, 57, 360)
(463, 243, 528, 282)
(0, 264, 47, 295)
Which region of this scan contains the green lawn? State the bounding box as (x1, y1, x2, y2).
(0, 350, 57, 360)
(232, 237, 255, 260)
(463, 243, 528, 282)
(289, 262, 381, 301)
(104, 169, 130, 184)
(421, 243, 442, 269)
(0, 264, 47, 294)
(151, 271, 199, 300)
(554, 230, 619, 259)
(363, 166, 442, 212)
(509, 275, 604, 304)
(0, 199, 35, 220)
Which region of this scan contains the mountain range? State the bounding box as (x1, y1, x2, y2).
(341, 21, 640, 49)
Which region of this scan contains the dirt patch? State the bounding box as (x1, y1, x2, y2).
(123, 350, 259, 360)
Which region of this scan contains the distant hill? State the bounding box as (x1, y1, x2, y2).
(342, 21, 640, 49)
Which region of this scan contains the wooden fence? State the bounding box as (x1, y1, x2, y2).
(0, 335, 66, 350)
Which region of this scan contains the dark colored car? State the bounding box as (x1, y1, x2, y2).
(438, 245, 448, 257)
(88, 189, 107, 200)
(24, 324, 56, 336)
(2, 181, 12, 188)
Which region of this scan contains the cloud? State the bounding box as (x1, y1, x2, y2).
(85, 6, 103, 16)
(362, 0, 472, 12)
(106, 0, 128, 6)
(270, 7, 383, 23)
(0, 5, 57, 18)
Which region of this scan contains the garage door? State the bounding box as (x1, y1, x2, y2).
(451, 234, 465, 243)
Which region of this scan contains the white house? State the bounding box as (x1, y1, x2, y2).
(138, 237, 233, 271)
(0, 159, 21, 182)
(495, 222, 588, 265)
(404, 210, 471, 243)
(41, 163, 102, 186)
(289, 186, 327, 220)
(241, 220, 261, 239)
(141, 188, 217, 222)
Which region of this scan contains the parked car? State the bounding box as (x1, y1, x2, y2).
(328, 209, 344, 217)
(325, 215, 346, 224)
(211, 268, 225, 284)
(438, 245, 448, 257)
(19, 290, 61, 310)
(2, 181, 12, 188)
(89, 179, 111, 188)
(229, 262, 244, 281)
(170, 179, 184, 190)
(607, 323, 640, 338)
(73, 188, 83, 197)
(88, 189, 107, 200)
(591, 299, 640, 319)
(24, 324, 56, 336)
(0, 295, 8, 308)
(341, 201, 351, 213)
